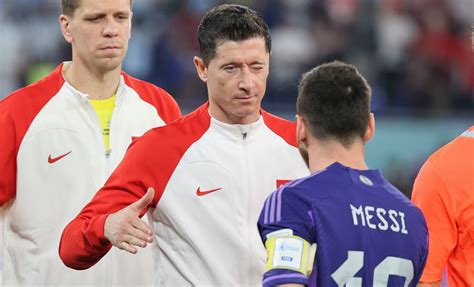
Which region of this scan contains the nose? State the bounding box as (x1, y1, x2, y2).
(238, 67, 256, 94)
(102, 17, 119, 37)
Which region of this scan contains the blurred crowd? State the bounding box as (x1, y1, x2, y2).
(0, 0, 472, 196)
(1, 0, 472, 114)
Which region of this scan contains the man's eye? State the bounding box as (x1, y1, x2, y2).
(87, 16, 102, 22)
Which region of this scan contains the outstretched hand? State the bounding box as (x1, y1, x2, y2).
(104, 187, 155, 254)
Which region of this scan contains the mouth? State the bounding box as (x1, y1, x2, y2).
(99, 45, 121, 52)
(235, 95, 256, 100)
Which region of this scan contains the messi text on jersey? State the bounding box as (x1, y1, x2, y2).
(350, 204, 408, 234)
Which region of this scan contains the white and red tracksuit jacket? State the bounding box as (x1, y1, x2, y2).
(0, 62, 181, 286)
(60, 103, 310, 286)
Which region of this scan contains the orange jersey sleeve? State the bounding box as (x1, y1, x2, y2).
(412, 126, 474, 285)
(412, 161, 456, 282)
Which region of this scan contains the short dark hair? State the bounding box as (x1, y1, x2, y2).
(297, 61, 371, 148)
(197, 4, 271, 66)
(61, 0, 133, 16)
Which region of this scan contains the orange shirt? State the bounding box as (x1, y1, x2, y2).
(412, 126, 474, 286)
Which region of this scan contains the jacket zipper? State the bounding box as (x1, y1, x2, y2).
(241, 131, 252, 286)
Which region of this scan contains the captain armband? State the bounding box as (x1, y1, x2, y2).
(264, 229, 317, 277)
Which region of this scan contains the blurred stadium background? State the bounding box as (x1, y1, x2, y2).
(0, 0, 472, 198)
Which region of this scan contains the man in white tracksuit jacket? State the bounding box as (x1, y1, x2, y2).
(0, 0, 181, 285)
(60, 4, 309, 286)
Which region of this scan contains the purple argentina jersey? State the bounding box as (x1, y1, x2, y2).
(258, 162, 428, 287)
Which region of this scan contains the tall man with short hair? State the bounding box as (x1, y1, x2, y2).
(0, 0, 181, 285)
(59, 4, 309, 286)
(258, 61, 429, 286)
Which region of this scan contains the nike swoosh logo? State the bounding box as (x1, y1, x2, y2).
(196, 187, 222, 196)
(48, 151, 72, 164)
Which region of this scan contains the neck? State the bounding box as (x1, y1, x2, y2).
(208, 104, 260, 125)
(306, 139, 368, 173)
(63, 62, 121, 100)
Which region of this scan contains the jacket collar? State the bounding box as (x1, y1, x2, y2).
(210, 112, 264, 141)
(60, 62, 126, 104)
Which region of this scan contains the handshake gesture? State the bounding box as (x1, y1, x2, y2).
(104, 188, 155, 254)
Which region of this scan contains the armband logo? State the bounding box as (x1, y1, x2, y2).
(265, 233, 317, 277)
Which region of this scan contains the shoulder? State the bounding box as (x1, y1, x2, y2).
(1, 65, 64, 112)
(261, 110, 296, 147)
(425, 127, 473, 169)
(260, 180, 315, 231)
(381, 178, 411, 202)
(0, 65, 64, 141)
(378, 178, 427, 228)
(129, 103, 211, 153)
(122, 72, 169, 98)
(270, 173, 321, 206)
(413, 131, 468, 197)
(122, 72, 181, 123)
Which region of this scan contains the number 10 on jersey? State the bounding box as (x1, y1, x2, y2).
(331, 251, 414, 286)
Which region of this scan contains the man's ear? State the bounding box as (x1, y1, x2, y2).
(59, 15, 73, 44)
(296, 115, 308, 147)
(296, 115, 310, 167)
(363, 113, 375, 143)
(193, 56, 208, 83)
